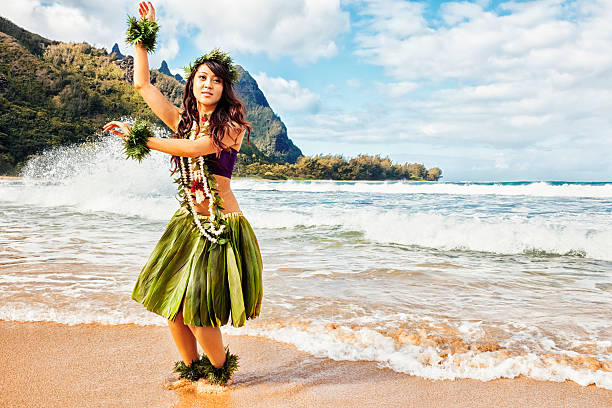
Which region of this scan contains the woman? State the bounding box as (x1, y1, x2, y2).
(103, 1, 263, 385)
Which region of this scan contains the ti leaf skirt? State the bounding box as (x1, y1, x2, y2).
(131, 207, 263, 327)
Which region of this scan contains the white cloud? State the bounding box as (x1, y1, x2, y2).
(159, 0, 350, 64)
(0, 0, 180, 66)
(493, 152, 509, 169)
(169, 68, 184, 77)
(1, 0, 349, 65)
(252, 72, 321, 114)
(340, 0, 612, 179)
(348, 77, 419, 97)
(378, 81, 418, 97)
(355, 0, 605, 81)
(440, 1, 485, 25)
(1, 0, 126, 48)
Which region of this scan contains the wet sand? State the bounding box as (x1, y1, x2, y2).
(0, 320, 610, 408)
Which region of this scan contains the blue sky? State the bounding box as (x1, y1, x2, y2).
(2, 0, 612, 181)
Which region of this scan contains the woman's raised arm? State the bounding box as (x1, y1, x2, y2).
(133, 1, 181, 132)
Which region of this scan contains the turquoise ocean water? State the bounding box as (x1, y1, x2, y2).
(0, 137, 610, 388)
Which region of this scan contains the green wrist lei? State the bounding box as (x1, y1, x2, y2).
(123, 120, 153, 162)
(125, 16, 160, 53)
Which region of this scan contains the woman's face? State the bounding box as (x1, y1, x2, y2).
(192, 63, 223, 108)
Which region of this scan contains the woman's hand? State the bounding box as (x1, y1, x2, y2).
(138, 1, 156, 22)
(103, 121, 132, 142)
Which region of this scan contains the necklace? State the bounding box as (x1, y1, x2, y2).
(175, 118, 228, 244)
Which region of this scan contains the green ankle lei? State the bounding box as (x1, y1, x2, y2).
(174, 347, 239, 385)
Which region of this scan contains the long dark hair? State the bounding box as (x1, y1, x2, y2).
(171, 60, 251, 171)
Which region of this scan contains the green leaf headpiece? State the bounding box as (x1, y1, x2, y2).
(184, 48, 239, 82)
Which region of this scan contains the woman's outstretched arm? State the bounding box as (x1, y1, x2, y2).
(103, 121, 244, 157)
(133, 1, 181, 132)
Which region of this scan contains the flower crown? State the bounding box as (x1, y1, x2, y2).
(184, 48, 239, 82)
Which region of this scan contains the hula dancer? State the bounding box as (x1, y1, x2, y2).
(104, 1, 262, 386)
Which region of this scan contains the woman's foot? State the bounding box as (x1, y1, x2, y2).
(173, 346, 239, 386)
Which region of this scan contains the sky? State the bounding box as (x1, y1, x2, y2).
(2, 0, 612, 181)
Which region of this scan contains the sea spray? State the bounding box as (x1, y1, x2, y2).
(13, 134, 177, 219)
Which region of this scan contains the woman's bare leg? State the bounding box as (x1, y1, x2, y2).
(167, 299, 199, 365)
(187, 324, 227, 368)
(168, 296, 227, 369)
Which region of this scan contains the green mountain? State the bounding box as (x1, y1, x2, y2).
(0, 17, 302, 174)
(157, 59, 184, 83)
(235, 66, 302, 163)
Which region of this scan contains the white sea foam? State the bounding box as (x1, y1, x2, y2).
(2, 172, 610, 260)
(224, 321, 612, 390)
(1, 304, 609, 389)
(247, 208, 612, 261)
(0, 303, 166, 326)
(232, 179, 612, 198)
(2, 136, 177, 220)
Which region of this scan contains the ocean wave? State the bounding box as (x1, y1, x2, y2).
(2, 189, 610, 261)
(2, 305, 609, 389)
(2, 137, 610, 261)
(3, 137, 611, 390)
(247, 208, 612, 261)
(224, 320, 612, 390)
(232, 179, 612, 198)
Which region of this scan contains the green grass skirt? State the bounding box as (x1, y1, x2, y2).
(131, 207, 263, 327)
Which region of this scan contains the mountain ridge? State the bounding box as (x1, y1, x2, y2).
(0, 17, 302, 174)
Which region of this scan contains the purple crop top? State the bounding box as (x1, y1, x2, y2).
(205, 147, 238, 179)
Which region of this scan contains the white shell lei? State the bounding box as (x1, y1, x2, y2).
(178, 121, 226, 243)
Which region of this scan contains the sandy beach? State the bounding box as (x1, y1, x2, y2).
(0, 320, 610, 408)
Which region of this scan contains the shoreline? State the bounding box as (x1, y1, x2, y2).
(3, 175, 611, 183)
(1, 175, 432, 183)
(1, 319, 610, 408)
(232, 176, 432, 182)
